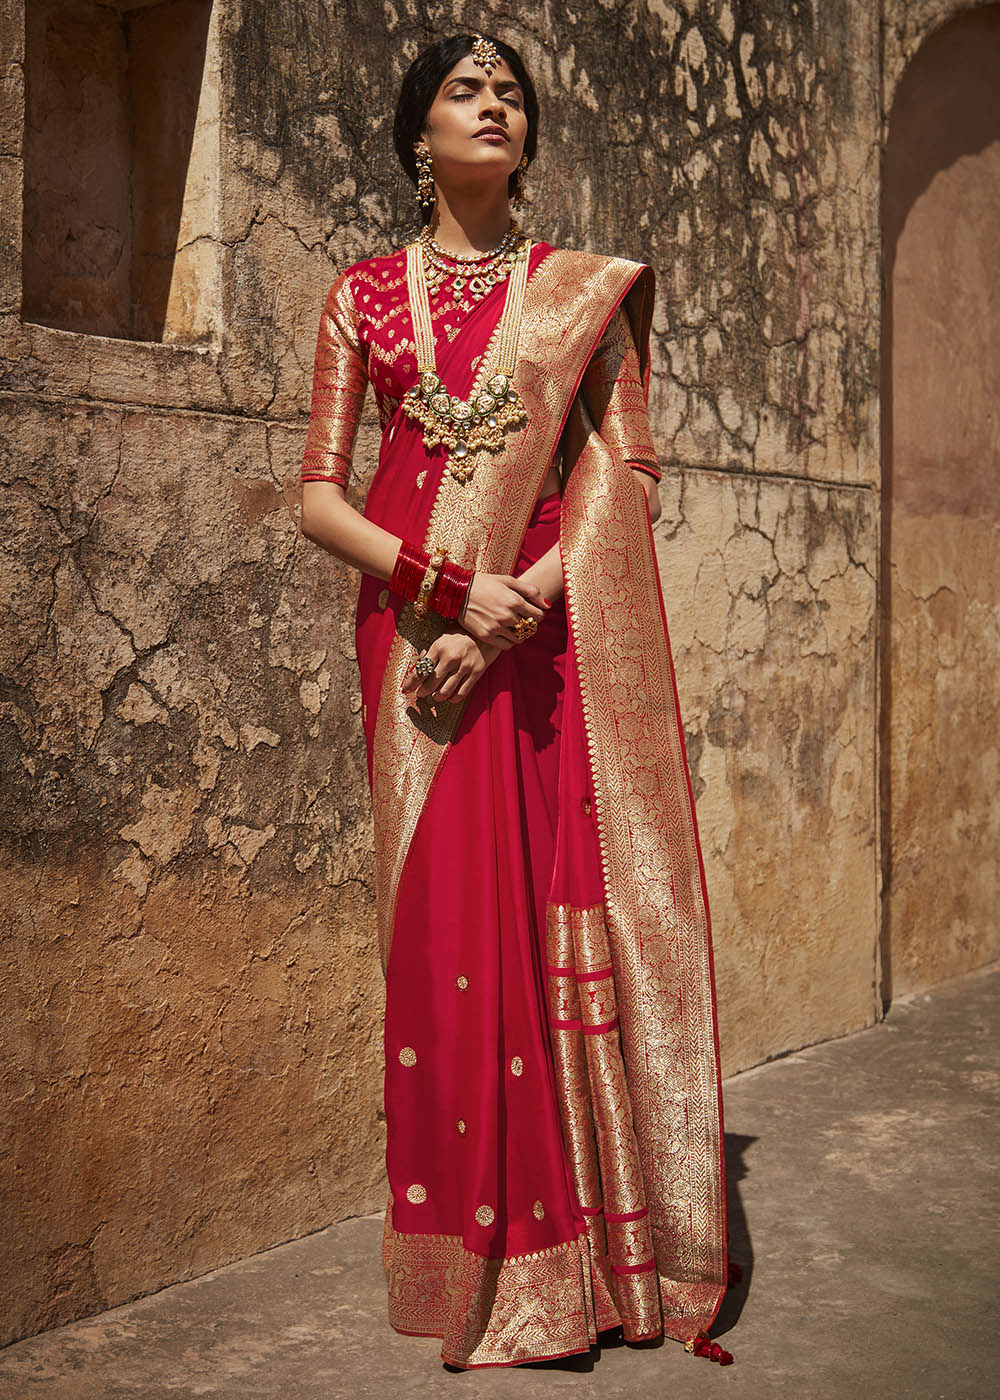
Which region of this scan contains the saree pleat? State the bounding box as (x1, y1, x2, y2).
(303, 241, 728, 1368)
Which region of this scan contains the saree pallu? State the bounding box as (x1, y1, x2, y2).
(352, 246, 727, 1368)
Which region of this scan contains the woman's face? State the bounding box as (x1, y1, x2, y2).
(418, 53, 528, 193)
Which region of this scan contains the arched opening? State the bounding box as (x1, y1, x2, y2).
(880, 5, 1000, 1003)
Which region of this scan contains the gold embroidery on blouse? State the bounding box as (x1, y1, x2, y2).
(378, 589, 389, 608)
(406, 1183, 427, 1204)
(301, 272, 367, 486)
(475, 1204, 495, 1227)
(399, 1046, 417, 1067)
(368, 334, 415, 371)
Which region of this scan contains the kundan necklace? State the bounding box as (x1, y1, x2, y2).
(418, 220, 522, 313)
(403, 233, 531, 484)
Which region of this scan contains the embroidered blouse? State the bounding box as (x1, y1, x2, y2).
(300, 247, 662, 489)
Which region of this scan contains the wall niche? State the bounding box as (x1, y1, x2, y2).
(22, 0, 220, 345)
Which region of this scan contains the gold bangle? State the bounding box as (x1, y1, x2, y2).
(413, 546, 447, 617)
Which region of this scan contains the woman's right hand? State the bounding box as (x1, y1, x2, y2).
(459, 572, 550, 648)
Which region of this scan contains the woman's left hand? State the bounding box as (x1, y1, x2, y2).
(401, 630, 501, 707)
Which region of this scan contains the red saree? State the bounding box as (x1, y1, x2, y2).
(302, 243, 728, 1368)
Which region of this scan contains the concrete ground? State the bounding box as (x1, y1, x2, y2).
(1, 964, 997, 1400)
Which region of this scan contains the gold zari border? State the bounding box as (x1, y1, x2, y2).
(559, 385, 727, 1336)
(546, 901, 662, 1340)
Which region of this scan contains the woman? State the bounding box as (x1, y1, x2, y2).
(299, 32, 733, 1371)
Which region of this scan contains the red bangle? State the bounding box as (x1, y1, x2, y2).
(430, 560, 474, 620)
(390, 541, 429, 602)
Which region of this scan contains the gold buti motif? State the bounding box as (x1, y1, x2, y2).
(398, 1046, 417, 1066)
(406, 1183, 427, 1204)
(533, 1200, 545, 1220)
(510, 1055, 524, 1077)
(455, 974, 469, 991)
(457, 1119, 467, 1135)
(475, 1204, 495, 1227)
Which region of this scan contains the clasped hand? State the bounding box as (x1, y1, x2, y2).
(459, 572, 549, 649)
(401, 572, 549, 707)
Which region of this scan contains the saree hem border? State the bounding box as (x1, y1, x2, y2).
(392, 1327, 593, 1371)
(383, 1213, 719, 1368)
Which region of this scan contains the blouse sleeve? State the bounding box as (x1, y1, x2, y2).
(300, 272, 369, 487)
(576, 305, 661, 482)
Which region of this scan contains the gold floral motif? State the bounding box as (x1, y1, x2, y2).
(406, 1183, 427, 1204)
(475, 1204, 495, 1227)
(398, 1046, 417, 1067)
(533, 1200, 545, 1220)
(457, 1119, 467, 1135)
(510, 1055, 524, 1077)
(455, 974, 469, 990)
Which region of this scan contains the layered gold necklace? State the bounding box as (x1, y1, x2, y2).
(402, 232, 531, 484)
(418, 221, 522, 313)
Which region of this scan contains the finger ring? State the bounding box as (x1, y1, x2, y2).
(414, 654, 437, 678)
(512, 616, 538, 641)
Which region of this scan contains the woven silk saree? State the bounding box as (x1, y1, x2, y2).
(301, 242, 728, 1368)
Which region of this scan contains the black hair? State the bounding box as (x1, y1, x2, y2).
(393, 34, 539, 198)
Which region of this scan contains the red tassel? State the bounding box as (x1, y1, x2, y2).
(685, 1331, 735, 1365)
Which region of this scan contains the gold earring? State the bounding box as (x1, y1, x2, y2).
(415, 142, 435, 214)
(512, 154, 529, 209)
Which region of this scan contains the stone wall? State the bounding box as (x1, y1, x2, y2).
(0, 0, 994, 1344)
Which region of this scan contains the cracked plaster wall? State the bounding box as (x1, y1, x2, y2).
(0, 0, 986, 1344)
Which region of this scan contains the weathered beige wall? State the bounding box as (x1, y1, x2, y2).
(659, 471, 877, 1069)
(881, 4, 1000, 994)
(0, 0, 992, 1347)
(3, 0, 385, 1346)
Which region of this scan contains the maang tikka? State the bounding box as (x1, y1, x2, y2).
(414, 141, 434, 212)
(470, 33, 501, 74)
